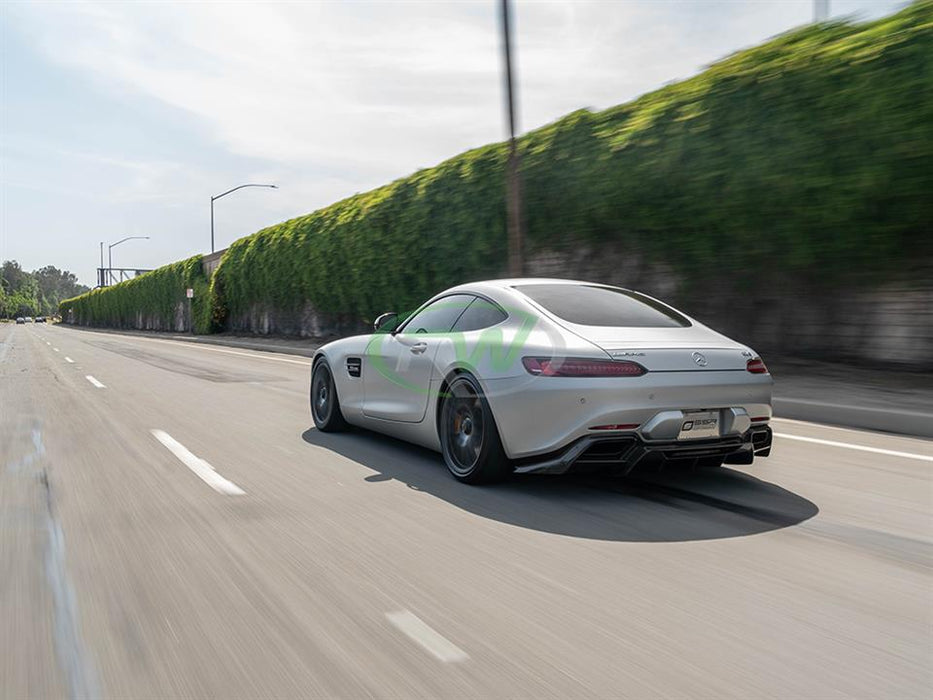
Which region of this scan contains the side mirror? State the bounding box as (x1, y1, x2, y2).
(373, 311, 399, 333)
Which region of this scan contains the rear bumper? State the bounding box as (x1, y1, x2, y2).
(513, 425, 773, 475)
(484, 371, 772, 459)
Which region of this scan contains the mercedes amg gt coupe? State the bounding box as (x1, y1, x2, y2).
(310, 279, 773, 483)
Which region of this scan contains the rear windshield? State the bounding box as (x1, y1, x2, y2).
(515, 284, 690, 328)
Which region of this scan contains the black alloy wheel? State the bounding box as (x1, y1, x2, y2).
(310, 359, 348, 432)
(440, 374, 509, 484)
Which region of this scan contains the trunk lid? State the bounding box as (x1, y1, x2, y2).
(563, 323, 753, 372)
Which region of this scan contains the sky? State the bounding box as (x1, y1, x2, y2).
(0, 0, 907, 287)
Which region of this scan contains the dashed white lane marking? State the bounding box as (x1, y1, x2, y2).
(774, 432, 933, 462)
(46, 341, 51, 345)
(53, 347, 60, 352)
(386, 610, 469, 663)
(150, 429, 246, 495)
(65, 357, 75, 363)
(85, 375, 105, 388)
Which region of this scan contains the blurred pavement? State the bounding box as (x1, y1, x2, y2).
(1, 321, 930, 698)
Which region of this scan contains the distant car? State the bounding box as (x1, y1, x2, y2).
(310, 278, 774, 483)
(35, 316, 46, 323)
(15, 317, 26, 324)
(24, 316, 33, 323)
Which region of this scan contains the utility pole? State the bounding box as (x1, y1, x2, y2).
(99, 241, 105, 287)
(501, 0, 523, 277)
(814, 0, 829, 22)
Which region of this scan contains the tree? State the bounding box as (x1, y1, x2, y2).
(33, 265, 89, 315)
(1, 260, 28, 295)
(0, 260, 88, 318)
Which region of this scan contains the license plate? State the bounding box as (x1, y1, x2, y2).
(677, 411, 720, 440)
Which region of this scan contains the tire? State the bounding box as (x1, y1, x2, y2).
(440, 374, 510, 484)
(310, 358, 349, 432)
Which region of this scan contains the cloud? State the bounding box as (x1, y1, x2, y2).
(8, 0, 859, 183)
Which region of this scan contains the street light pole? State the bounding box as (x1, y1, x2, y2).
(108, 236, 150, 285)
(99, 241, 105, 287)
(500, 0, 523, 276)
(210, 183, 278, 253)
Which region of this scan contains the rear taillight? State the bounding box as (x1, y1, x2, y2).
(746, 358, 769, 374)
(522, 357, 647, 377)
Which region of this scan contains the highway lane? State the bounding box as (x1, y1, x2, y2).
(2, 322, 931, 698)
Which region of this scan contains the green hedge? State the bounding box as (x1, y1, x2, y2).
(64, 2, 932, 330)
(212, 142, 509, 327)
(213, 1, 932, 324)
(60, 256, 211, 333)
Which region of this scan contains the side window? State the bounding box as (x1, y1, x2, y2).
(451, 297, 508, 332)
(399, 294, 473, 334)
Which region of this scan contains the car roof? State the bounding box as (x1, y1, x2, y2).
(440, 278, 634, 301)
(474, 277, 608, 288)
(447, 278, 623, 292)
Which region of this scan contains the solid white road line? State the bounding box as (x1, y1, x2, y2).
(773, 432, 933, 462)
(71, 330, 310, 366)
(165, 340, 310, 365)
(65, 357, 75, 363)
(150, 429, 246, 496)
(85, 376, 105, 388)
(148, 340, 311, 366)
(386, 610, 469, 663)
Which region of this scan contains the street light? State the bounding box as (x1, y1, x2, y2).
(108, 236, 150, 285)
(210, 183, 278, 253)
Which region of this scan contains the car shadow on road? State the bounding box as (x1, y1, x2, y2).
(300, 428, 818, 543)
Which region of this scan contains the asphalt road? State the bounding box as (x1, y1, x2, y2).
(2, 322, 931, 699)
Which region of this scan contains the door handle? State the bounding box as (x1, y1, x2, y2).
(410, 342, 428, 354)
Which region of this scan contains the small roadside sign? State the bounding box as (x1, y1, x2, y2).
(186, 288, 194, 299)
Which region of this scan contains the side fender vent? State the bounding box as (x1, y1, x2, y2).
(347, 357, 362, 378)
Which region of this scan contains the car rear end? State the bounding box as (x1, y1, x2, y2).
(490, 282, 773, 474)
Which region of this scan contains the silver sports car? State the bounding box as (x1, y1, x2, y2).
(310, 279, 773, 483)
